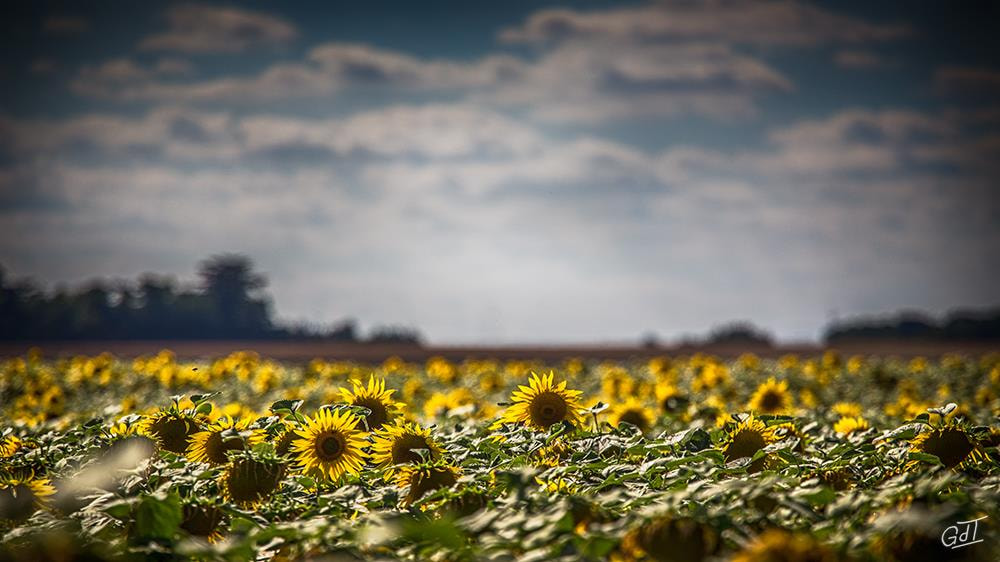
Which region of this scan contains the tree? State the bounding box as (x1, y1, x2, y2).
(197, 254, 272, 338)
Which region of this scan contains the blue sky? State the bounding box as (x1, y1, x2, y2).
(2, 1, 999, 342)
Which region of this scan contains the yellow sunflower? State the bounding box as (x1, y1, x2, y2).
(219, 454, 285, 507)
(492, 372, 585, 431)
(731, 529, 839, 562)
(0, 434, 22, 458)
(187, 417, 257, 465)
(831, 402, 863, 418)
(396, 463, 460, 506)
(0, 473, 55, 522)
(654, 382, 688, 414)
(290, 408, 367, 482)
(138, 409, 204, 454)
(833, 416, 869, 436)
(747, 377, 793, 415)
(422, 388, 474, 420)
(339, 375, 405, 430)
(370, 421, 443, 477)
(722, 415, 776, 473)
(907, 422, 985, 470)
(607, 398, 657, 434)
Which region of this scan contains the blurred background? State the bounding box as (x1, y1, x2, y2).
(1, 1, 999, 349)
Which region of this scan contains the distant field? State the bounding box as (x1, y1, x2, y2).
(0, 339, 997, 361)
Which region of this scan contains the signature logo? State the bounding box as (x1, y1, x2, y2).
(941, 516, 987, 549)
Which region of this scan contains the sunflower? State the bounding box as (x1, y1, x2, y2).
(534, 440, 572, 468)
(747, 377, 793, 414)
(0, 473, 55, 522)
(722, 415, 776, 473)
(731, 529, 839, 562)
(492, 372, 585, 431)
(422, 388, 475, 420)
(370, 421, 443, 477)
(290, 408, 367, 482)
(0, 434, 22, 458)
(907, 422, 985, 470)
(187, 416, 256, 465)
(833, 416, 869, 436)
(831, 402, 863, 418)
(617, 516, 719, 562)
(138, 409, 203, 454)
(396, 463, 460, 506)
(607, 398, 657, 434)
(654, 382, 688, 414)
(181, 502, 226, 542)
(219, 454, 285, 507)
(339, 375, 405, 430)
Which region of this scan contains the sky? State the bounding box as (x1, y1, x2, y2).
(1, 1, 999, 343)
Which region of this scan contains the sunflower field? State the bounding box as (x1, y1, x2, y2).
(2, 349, 1000, 561)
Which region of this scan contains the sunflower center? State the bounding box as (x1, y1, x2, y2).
(392, 434, 432, 464)
(355, 398, 390, 429)
(205, 431, 245, 464)
(152, 416, 198, 454)
(725, 430, 766, 461)
(0, 484, 37, 522)
(529, 392, 568, 428)
(921, 428, 974, 468)
(619, 410, 649, 431)
(759, 390, 783, 412)
(318, 433, 345, 459)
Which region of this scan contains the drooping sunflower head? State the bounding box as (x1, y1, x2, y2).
(187, 416, 256, 465)
(908, 422, 985, 470)
(340, 375, 404, 430)
(731, 529, 839, 562)
(396, 463, 460, 506)
(371, 421, 442, 477)
(723, 414, 776, 473)
(0, 473, 55, 522)
(618, 516, 719, 562)
(290, 408, 367, 482)
(608, 398, 657, 434)
(138, 409, 203, 455)
(748, 377, 793, 415)
(180, 501, 226, 543)
(833, 416, 870, 436)
(219, 453, 285, 508)
(494, 372, 585, 431)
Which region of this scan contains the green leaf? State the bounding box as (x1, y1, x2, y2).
(133, 492, 183, 541)
(269, 399, 303, 414)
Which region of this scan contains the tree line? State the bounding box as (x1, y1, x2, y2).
(824, 308, 1000, 342)
(0, 255, 421, 343)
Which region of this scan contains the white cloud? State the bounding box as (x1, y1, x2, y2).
(499, 2, 910, 46)
(139, 4, 297, 53)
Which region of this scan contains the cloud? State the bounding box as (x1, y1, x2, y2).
(69, 43, 523, 103)
(483, 41, 792, 122)
(0, 104, 545, 164)
(833, 50, 890, 69)
(934, 66, 1000, 97)
(43, 16, 90, 35)
(69, 39, 788, 122)
(139, 3, 297, 53)
(3, 104, 998, 340)
(499, 2, 910, 46)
